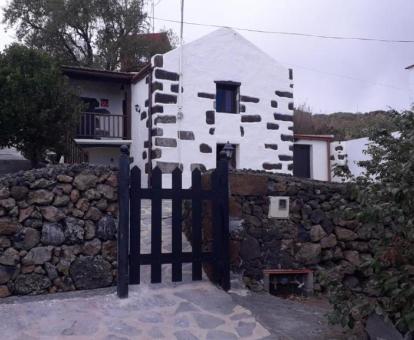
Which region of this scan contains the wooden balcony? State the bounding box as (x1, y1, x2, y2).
(76, 112, 128, 139)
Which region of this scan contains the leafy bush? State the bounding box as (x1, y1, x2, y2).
(326, 110, 414, 335)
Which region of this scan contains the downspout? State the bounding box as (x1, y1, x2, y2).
(177, 0, 184, 167)
(147, 68, 154, 187)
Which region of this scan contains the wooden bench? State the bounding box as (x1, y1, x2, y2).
(263, 269, 314, 296)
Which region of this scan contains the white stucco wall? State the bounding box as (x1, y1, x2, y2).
(131, 77, 150, 186)
(131, 28, 294, 188)
(294, 139, 329, 181)
(331, 132, 400, 181)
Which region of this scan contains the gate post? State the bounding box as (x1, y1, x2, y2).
(117, 145, 130, 298)
(217, 151, 230, 291)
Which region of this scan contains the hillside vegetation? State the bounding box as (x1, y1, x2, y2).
(293, 109, 397, 141)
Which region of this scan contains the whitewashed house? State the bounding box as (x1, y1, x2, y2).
(66, 28, 295, 187)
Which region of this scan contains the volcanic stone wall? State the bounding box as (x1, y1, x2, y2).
(184, 170, 374, 293)
(0, 165, 118, 297)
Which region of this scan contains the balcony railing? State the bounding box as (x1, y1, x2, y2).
(76, 112, 127, 139)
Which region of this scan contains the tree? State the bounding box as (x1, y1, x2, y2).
(0, 44, 82, 167)
(3, 0, 174, 71)
(326, 110, 414, 336)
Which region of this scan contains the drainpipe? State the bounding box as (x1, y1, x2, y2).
(177, 0, 184, 167)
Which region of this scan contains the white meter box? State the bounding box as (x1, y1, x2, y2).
(268, 196, 290, 219)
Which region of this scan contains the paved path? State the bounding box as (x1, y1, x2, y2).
(0, 201, 346, 339)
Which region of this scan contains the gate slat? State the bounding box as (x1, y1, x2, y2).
(151, 167, 162, 283)
(171, 167, 183, 282)
(129, 166, 141, 284)
(217, 158, 230, 291)
(191, 169, 203, 281)
(211, 169, 222, 284)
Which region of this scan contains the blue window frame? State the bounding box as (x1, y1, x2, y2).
(216, 82, 240, 113)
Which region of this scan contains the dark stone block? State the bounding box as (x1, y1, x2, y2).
(145, 76, 149, 84)
(209, 128, 215, 135)
(240, 236, 261, 260)
(140, 111, 147, 120)
(271, 100, 278, 108)
(191, 164, 207, 172)
(171, 84, 183, 93)
(206, 111, 215, 125)
(155, 137, 177, 147)
(239, 104, 246, 112)
(281, 134, 294, 142)
(288, 163, 293, 171)
(279, 155, 293, 161)
(152, 81, 163, 92)
(274, 113, 293, 121)
(151, 128, 163, 136)
(144, 140, 149, 148)
(241, 115, 261, 123)
(200, 143, 212, 153)
(155, 93, 177, 104)
(145, 99, 149, 107)
(153, 55, 163, 68)
(338, 154, 346, 160)
(290, 84, 294, 88)
(178, 131, 195, 140)
(151, 149, 162, 159)
(289, 145, 293, 151)
(240, 126, 244, 137)
(267, 123, 279, 130)
(265, 144, 278, 150)
(154, 69, 179, 81)
(263, 163, 282, 170)
(240, 95, 260, 103)
(289, 68, 293, 80)
(146, 119, 150, 128)
(70, 257, 112, 290)
(288, 126, 293, 130)
(198, 92, 215, 99)
(335, 145, 344, 151)
(330, 155, 335, 161)
(142, 151, 147, 160)
(152, 105, 164, 114)
(154, 115, 176, 124)
(156, 161, 183, 173)
(297, 224, 311, 242)
(275, 91, 293, 98)
(288, 102, 294, 110)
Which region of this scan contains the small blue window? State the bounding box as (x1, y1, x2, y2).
(216, 83, 239, 113)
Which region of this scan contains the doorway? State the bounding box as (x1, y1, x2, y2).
(293, 144, 311, 178)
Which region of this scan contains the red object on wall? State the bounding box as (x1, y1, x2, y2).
(100, 99, 109, 107)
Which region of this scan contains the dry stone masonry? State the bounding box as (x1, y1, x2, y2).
(183, 170, 373, 295)
(0, 165, 118, 297)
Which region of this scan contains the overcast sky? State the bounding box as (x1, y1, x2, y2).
(0, 0, 413, 114)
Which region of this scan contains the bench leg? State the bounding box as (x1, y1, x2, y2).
(304, 272, 314, 296)
(263, 273, 270, 292)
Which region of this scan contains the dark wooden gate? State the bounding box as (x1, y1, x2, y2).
(117, 146, 230, 298)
